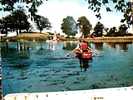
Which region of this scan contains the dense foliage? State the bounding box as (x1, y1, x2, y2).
(107, 24, 128, 36)
(93, 22, 104, 37)
(87, 0, 133, 26)
(107, 27, 117, 36)
(118, 24, 128, 35)
(0, 10, 30, 35)
(34, 15, 51, 33)
(77, 16, 92, 37)
(61, 16, 77, 36)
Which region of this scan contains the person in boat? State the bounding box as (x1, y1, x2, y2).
(73, 39, 92, 71)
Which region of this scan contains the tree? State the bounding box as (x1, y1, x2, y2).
(107, 27, 117, 36)
(61, 16, 77, 36)
(0, 0, 46, 21)
(93, 21, 104, 37)
(12, 10, 31, 34)
(118, 24, 128, 36)
(104, 27, 109, 33)
(34, 15, 51, 33)
(1, 10, 31, 35)
(77, 16, 92, 38)
(2, 15, 14, 35)
(107, 24, 128, 36)
(0, 0, 128, 13)
(0, 18, 5, 34)
(87, 0, 132, 26)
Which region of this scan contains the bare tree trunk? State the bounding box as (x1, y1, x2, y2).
(16, 30, 19, 36)
(19, 29, 21, 34)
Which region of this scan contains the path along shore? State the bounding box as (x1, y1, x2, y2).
(85, 36, 133, 43)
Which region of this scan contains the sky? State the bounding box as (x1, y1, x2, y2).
(37, 0, 124, 33)
(0, 0, 125, 33)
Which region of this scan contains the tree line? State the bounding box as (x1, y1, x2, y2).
(0, 0, 132, 37)
(0, 9, 51, 35)
(62, 16, 130, 37)
(0, 9, 130, 37)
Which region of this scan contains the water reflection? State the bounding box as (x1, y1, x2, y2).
(118, 43, 130, 52)
(107, 42, 132, 52)
(63, 41, 77, 50)
(107, 43, 116, 49)
(94, 43, 103, 50)
(1, 42, 30, 54)
(1, 42, 31, 68)
(46, 40, 58, 51)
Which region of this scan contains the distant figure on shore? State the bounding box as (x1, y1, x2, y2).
(47, 37, 54, 50)
(53, 33, 59, 41)
(47, 33, 59, 50)
(73, 39, 92, 71)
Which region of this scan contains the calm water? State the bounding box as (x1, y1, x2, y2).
(1, 41, 133, 96)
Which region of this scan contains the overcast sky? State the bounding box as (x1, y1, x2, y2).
(0, 0, 124, 33)
(37, 0, 123, 33)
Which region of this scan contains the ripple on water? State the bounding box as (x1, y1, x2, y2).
(17, 77, 28, 80)
(2, 42, 133, 96)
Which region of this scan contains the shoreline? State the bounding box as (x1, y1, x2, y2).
(85, 36, 133, 43)
(1, 33, 133, 43)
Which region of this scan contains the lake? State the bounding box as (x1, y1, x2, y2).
(1, 41, 133, 96)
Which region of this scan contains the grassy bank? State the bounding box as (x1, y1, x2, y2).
(1, 32, 49, 42)
(1, 33, 133, 43)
